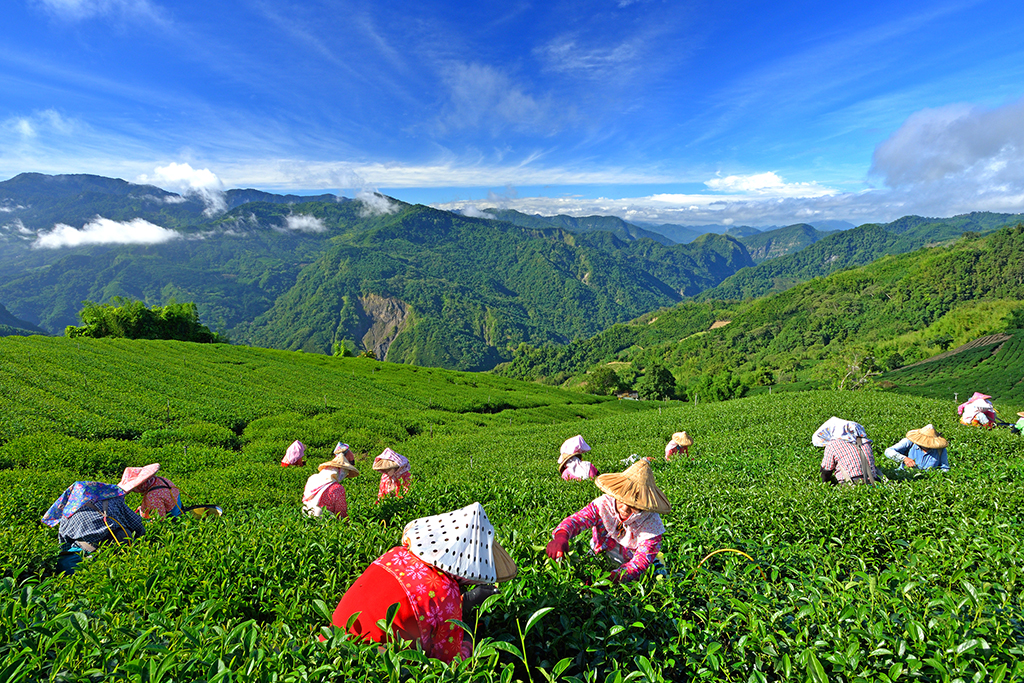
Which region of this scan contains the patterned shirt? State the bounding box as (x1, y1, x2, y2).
(821, 440, 880, 482)
(57, 498, 146, 551)
(554, 494, 664, 581)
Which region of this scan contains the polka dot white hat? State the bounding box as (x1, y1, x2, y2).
(402, 502, 517, 584)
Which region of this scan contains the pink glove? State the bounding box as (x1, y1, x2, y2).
(546, 531, 569, 559)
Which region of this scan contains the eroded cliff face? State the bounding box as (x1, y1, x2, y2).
(359, 294, 410, 360)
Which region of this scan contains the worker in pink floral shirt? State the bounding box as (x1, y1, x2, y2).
(546, 459, 670, 583)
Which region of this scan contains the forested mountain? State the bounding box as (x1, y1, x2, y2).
(498, 224, 1024, 398)
(699, 211, 1024, 301)
(0, 303, 44, 337)
(737, 223, 826, 263)
(479, 209, 675, 245)
(0, 173, 756, 370)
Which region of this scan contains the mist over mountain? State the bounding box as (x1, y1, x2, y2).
(0, 173, 754, 370)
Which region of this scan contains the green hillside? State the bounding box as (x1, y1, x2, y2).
(880, 330, 1024, 403)
(3, 335, 1024, 681)
(482, 208, 676, 245)
(0, 302, 44, 337)
(499, 223, 1024, 400)
(0, 174, 757, 371)
(699, 211, 1024, 300)
(737, 222, 826, 263)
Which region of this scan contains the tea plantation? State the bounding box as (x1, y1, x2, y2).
(2, 336, 1024, 682)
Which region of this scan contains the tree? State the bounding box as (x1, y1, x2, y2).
(65, 298, 224, 343)
(635, 364, 676, 401)
(885, 352, 904, 371)
(584, 366, 621, 395)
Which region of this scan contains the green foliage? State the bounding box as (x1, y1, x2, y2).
(583, 365, 621, 395)
(635, 364, 676, 401)
(502, 224, 1024, 403)
(2, 338, 1024, 681)
(65, 297, 225, 343)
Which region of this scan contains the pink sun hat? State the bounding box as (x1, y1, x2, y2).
(118, 463, 161, 493)
(281, 440, 306, 466)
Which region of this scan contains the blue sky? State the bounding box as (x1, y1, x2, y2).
(2, 0, 1024, 227)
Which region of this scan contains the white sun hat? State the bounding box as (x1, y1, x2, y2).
(811, 417, 869, 447)
(401, 502, 517, 584)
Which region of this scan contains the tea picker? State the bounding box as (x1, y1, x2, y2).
(41, 481, 146, 575)
(558, 435, 598, 481)
(372, 447, 412, 501)
(118, 463, 223, 518)
(546, 459, 670, 584)
(883, 425, 950, 471)
(813, 417, 882, 486)
(664, 431, 693, 461)
(323, 502, 517, 663)
(302, 449, 359, 518)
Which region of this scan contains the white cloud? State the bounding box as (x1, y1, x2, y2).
(137, 162, 226, 216)
(438, 62, 554, 135)
(32, 216, 181, 249)
(283, 214, 327, 233)
(35, 0, 165, 23)
(458, 206, 495, 219)
(704, 171, 837, 197)
(356, 189, 400, 217)
(870, 97, 1024, 215)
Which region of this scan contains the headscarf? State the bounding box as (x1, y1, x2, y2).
(958, 392, 992, 415)
(375, 447, 411, 478)
(812, 417, 869, 447)
(281, 440, 306, 466)
(592, 493, 666, 551)
(41, 482, 126, 527)
(401, 502, 516, 584)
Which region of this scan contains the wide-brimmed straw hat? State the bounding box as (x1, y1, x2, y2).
(906, 424, 947, 450)
(1017, 412, 1024, 418)
(967, 391, 992, 402)
(402, 502, 518, 584)
(671, 431, 693, 447)
(118, 463, 161, 493)
(372, 447, 408, 472)
(318, 454, 359, 478)
(595, 459, 671, 513)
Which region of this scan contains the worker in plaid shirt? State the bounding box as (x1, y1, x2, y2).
(813, 417, 881, 486)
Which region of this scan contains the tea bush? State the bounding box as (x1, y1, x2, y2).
(2, 336, 1024, 681)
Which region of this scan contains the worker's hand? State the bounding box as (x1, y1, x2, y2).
(546, 531, 569, 559)
(903, 457, 917, 469)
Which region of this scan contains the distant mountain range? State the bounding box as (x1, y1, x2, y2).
(3, 172, 1018, 372)
(0, 173, 753, 368)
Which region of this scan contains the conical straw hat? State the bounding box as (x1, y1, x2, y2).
(595, 459, 671, 513)
(671, 431, 693, 447)
(906, 424, 947, 449)
(318, 454, 359, 478)
(372, 447, 408, 471)
(402, 502, 517, 584)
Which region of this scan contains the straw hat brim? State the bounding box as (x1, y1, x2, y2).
(493, 540, 518, 583)
(672, 432, 693, 447)
(595, 465, 671, 513)
(906, 428, 947, 450)
(1017, 412, 1024, 418)
(557, 452, 579, 470)
(319, 459, 359, 477)
(372, 457, 402, 472)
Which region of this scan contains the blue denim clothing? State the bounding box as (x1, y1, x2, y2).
(884, 438, 949, 471)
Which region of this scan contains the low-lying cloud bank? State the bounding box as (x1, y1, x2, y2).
(32, 216, 181, 249)
(137, 162, 227, 217)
